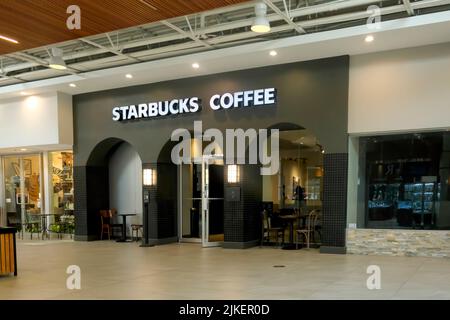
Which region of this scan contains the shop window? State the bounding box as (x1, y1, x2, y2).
(50, 151, 74, 215)
(358, 132, 450, 230)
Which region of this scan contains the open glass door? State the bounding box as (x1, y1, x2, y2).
(3, 155, 43, 232)
(201, 155, 224, 247)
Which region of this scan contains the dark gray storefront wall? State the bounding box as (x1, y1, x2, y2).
(73, 56, 349, 251)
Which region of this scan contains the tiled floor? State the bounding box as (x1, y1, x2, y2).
(1, 239, 450, 300)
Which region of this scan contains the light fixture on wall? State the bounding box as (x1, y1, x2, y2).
(143, 168, 156, 186)
(48, 47, 67, 70)
(251, 2, 271, 33)
(227, 165, 240, 183)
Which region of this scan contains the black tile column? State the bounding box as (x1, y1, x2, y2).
(142, 162, 178, 245)
(74, 165, 109, 241)
(223, 164, 262, 249)
(320, 153, 348, 254)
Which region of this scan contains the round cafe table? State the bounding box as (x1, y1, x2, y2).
(116, 213, 137, 242)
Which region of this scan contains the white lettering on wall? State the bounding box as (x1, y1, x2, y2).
(112, 88, 277, 121)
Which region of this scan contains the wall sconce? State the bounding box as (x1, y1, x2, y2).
(227, 165, 239, 183)
(143, 168, 156, 186)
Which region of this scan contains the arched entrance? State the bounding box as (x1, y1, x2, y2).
(261, 123, 324, 248)
(74, 138, 142, 241)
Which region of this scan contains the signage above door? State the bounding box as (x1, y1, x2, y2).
(112, 87, 277, 121)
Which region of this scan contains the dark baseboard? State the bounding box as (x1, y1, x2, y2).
(142, 236, 178, 246)
(74, 234, 98, 241)
(223, 239, 260, 249)
(320, 246, 347, 254)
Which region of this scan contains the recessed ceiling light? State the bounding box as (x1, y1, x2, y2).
(365, 35, 374, 43)
(269, 50, 277, 56)
(192, 63, 200, 69)
(0, 35, 19, 44)
(69, 83, 76, 88)
(20, 148, 27, 151)
(126, 74, 133, 79)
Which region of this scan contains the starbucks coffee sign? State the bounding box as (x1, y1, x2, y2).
(112, 87, 276, 121)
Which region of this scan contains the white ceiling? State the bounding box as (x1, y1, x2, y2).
(1, 10, 450, 101)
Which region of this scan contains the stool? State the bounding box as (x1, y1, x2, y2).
(131, 224, 143, 241)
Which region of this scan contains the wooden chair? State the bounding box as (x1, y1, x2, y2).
(295, 209, 320, 249)
(109, 208, 123, 239)
(99, 210, 113, 240)
(261, 210, 285, 247)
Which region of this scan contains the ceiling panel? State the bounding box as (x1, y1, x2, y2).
(0, 0, 250, 54)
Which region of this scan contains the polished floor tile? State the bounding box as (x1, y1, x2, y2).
(0, 239, 449, 300)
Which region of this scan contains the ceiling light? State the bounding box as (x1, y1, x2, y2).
(269, 50, 277, 56)
(126, 74, 133, 79)
(192, 63, 200, 69)
(20, 148, 27, 151)
(251, 3, 270, 33)
(0, 35, 19, 44)
(69, 83, 76, 88)
(49, 48, 67, 70)
(365, 35, 374, 43)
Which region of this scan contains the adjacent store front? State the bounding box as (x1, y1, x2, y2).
(0, 93, 74, 239)
(347, 42, 450, 258)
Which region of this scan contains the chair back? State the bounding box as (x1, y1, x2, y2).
(26, 213, 41, 224)
(99, 210, 113, 225)
(306, 209, 320, 232)
(262, 210, 269, 229)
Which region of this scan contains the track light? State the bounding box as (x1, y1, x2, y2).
(49, 47, 67, 70)
(251, 2, 270, 33)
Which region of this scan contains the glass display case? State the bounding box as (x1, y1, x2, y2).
(404, 182, 438, 226)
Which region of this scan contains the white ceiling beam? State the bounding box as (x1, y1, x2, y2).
(263, 0, 306, 34)
(80, 38, 141, 62)
(161, 20, 212, 48)
(402, 0, 415, 15)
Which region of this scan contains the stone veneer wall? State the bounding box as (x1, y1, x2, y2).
(347, 229, 450, 258)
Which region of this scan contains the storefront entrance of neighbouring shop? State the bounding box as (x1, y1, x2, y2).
(1, 151, 75, 241)
(73, 56, 350, 253)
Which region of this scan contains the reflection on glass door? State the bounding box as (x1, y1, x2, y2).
(3, 155, 42, 230)
(179, 163, 202, 243)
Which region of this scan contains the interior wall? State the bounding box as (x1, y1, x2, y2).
(349, 42, 450, 135)
(0, 92, 73, 150)
(108, 143, 143, 228)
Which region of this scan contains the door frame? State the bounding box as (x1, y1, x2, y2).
(177, 154, 224, 247)
(1, 153, 44, 226)
(201, 154, 224, 248)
